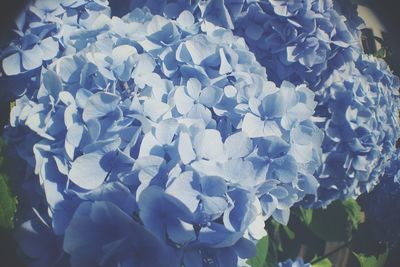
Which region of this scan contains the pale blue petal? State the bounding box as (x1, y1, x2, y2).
(242, 113, 265, 138)
(186, 78, 202, 100)
(198, 85, 223, 107)
(224, 132, 253, 159)
(174, 86, 194, 114)
(155, 118, 178, 145)
(272, 208, 290, 225)
(2, 52, 22, 76)
(143, 99, 169, 122)
(178, 132, 196, 165)
(165, 171, 200, 213)
(69, 152, 109, 190)
(22, 45, 43, 70)
(40, 37, 59, 61)
(82, 92, 121, 122)
(194, 129, 224, 160)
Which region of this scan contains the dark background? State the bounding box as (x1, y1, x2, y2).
(362, 0, 400, 74)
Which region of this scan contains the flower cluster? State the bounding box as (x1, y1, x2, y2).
(362, 150, 400, 248)
(2, 0, 400, 266)
(302, 55, 400, 207)
(278, 258, 311, 267)
(233, 0, 363, 88)
(0, 0, 110, 99)
(5, 2, 323, 266)
(129, 0, 400, 207)
(129, 0, 363, 88)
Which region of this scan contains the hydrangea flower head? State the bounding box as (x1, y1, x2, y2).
(126, 0, 400, 207)
(128, 0, 363, 88)
(0, 0, 110, 99)
(302, 55, 400, 207)
(4, 1, 323, 266)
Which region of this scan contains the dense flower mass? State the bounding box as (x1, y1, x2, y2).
(3, 1, 324, 266)
(1, 0, 400, 266)
(129, 0, 362, 88)
(362, 150, 400, 248)
(0, 0, 110, 99)
(302, 55, 400, 207)
(127, 0, 400, 207)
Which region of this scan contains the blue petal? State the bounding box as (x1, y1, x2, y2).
(69, 152, 109, 190)
(199, 85, 223, 107)
(22, 45, 43, 70)
(272, 208, 290, 225)
(155, 118, 178, 145)
(194, 129, 224, 160)
(40, 37, 59, 61)
(178, 132, 196, 164)
(224, 132, 253, 159)
(174, 86, 194, 114)
(42, 70, 62, 99)
(203, 0, 234, 29)
(2, 52, 22, 76)
(165, 171, 200, 213)
(143, 99, 170, 122)
(200, 176, 227, 197)
(242, 113, 265, 138)
(268, 155, 298, 183)
(82, 92, 121, 122)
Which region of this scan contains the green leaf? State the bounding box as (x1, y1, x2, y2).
(281, 225, 295, 240)
(353, 248, 388, 267)
(265, 237, 278, 267)
(0, 173, 17, 229)
(308, 199, 363, 242)
(375, 48, 386, 59)
(10, 101, 16, 111)
(342, 199, 362, 230)
(312, 258, 333, 267)
(298, 207, 313, 225)
(247, 236, 269, 267)
(308, 201, 351, 242)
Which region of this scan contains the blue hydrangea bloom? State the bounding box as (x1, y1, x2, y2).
(127, 0, 400, 208)
(128, 0, 363, 88)
(0, 0, 110, 99)
(4, 2, 323, 266)
(278, 258, 311, 267)
(362, 150, 400, 248)
(232, 0, 363, 88)
(302, 55, 400, 207)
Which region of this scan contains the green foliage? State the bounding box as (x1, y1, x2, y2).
(265, 237, 278, 267)
(0, 138, 17, 229)
(308, 202, 351, 241)
(281, 225, 295, 240)
(298, 207, 313, 226)
(353, 248, 388, 267)
(342, 199, 363, 230)
(312, 258, 333, 267)
(374, 36, 390, 60)
(247, 236, 269, 267)
(0, 173, 17, 229)
(375, 48, 386, 59)
(10, 101, 16, 111)
(308, 200, 362, 242)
